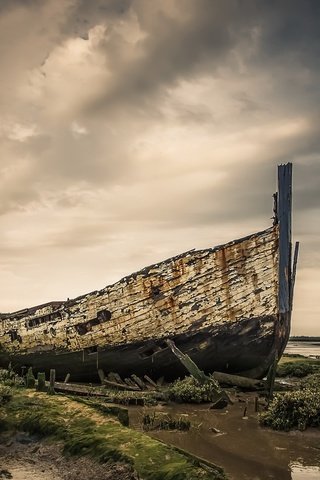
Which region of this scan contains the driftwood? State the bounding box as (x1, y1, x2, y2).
(212, 372, 264, 390)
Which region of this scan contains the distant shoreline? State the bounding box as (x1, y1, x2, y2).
(289, 336, 320, 342)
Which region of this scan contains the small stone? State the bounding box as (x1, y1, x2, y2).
(209, 427, 221, 434)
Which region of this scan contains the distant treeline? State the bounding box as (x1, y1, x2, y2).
(290, 336, 320, 342)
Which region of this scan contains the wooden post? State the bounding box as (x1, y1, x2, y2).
(37, 372, 46, 392)
(98, 368, 105, 384)
(268, 163, 293, 401)
(267, 354, 278, 402)
(26, 367, 36, 388)
(48, 369, 56, 395)
(290, 241, 300, 311)
(278, 163, 292, 316)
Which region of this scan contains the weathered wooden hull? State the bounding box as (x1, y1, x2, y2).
(0, 226, 281, 381)
(0, 315, 277, 382)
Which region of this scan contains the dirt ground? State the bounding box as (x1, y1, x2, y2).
(0, 432, 138, 480)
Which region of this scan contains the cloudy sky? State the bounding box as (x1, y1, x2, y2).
(0, 0, 319, 335)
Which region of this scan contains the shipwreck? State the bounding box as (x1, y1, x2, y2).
(0, 163, 297, 382)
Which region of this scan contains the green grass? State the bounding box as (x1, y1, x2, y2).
(168, 376, 221, 403)
(277, 358, 320, 378)
(0, 388, 226, 480)
(260, 370, 320, 431)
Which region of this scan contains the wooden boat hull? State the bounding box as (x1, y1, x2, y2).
(0, 164, 295, 383)
(1, 314, 277, 382)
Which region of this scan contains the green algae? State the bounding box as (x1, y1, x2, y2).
(0, 388, 226, 480)
(69, 396, 130, 426)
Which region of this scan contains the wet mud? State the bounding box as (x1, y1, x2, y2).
(0, 432, 136, 480)
(129, 393, 320, 480)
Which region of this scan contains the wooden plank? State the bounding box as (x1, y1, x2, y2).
(103, 378, 140, 391)
(165, 339, 208, 384)
(124, 377, 137, 388)
(131, 374, 146, 390)
(144, 375, 158, 389)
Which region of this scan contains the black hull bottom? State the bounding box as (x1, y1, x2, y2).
(0, 315, 277, 382)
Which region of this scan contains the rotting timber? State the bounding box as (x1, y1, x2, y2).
(0, 164, 296, 383)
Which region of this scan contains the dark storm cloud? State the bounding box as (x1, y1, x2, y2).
(79, 0, 320, 115)
(84, 0, 251, 113)
(256, 0, 320, 66)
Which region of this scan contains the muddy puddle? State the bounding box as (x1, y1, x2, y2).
(129, 395, 320, 480)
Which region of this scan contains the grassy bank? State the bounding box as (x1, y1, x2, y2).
(0, 384, 226, 480)
(277, 356, 320, 378)
(260, 357, 320, 431)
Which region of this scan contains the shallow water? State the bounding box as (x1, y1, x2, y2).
(291, 464, 320, 479)
(129, 396, 320, 480)
(285, 341, 320, 358)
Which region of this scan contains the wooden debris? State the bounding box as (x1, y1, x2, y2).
(165, 339, 208, 384)
(124, 377, 138, 388)
(212, 371, 264, 390)
(131, 374, 146, 390)
(111, 372, 126, 385)
(144, 375, 158, 389)
(103, 378, 139, 391)
(166, 338, 231, 404)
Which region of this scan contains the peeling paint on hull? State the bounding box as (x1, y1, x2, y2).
(0, 226, 280, 381)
